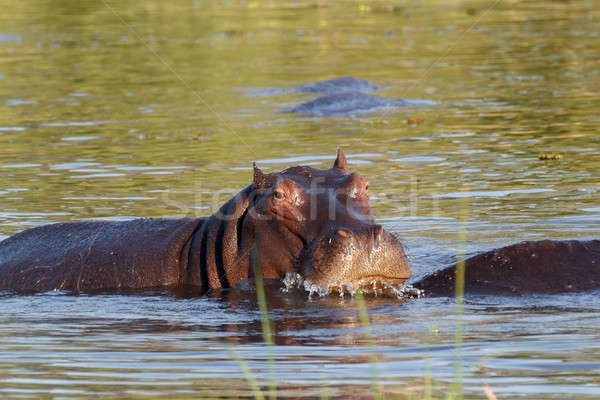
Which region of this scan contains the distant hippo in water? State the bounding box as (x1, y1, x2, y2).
(252, 77, 434, 116)
(292, 77, 383, 94)
(252, 77, 383, 96)
(0, 150, 598, 297)
(281, 92, 435, 117)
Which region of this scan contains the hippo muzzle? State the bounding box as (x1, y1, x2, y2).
(300, 224, 411, 292)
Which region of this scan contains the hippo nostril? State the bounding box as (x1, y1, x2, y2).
(336, 229, 352, 238)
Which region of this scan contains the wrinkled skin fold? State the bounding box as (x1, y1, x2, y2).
(0, 150, 598, 297)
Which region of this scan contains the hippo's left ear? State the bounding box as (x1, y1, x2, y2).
(332, 148, 348, 173)
(252, 162, 273, 190)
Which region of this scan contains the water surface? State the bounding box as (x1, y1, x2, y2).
(1, 0, 599, 398)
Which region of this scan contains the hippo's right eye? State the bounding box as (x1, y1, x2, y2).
(273, 190, 285, 200)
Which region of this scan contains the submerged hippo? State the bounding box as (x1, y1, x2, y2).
(280, 92, 435, 117)
(251, 77, 434, 116)
(415, 239, 600, 296)
(251, 77, 383, 96)
(292, 77, 383, 95)
(0, 150, 598, 296)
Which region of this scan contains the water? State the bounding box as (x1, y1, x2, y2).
(1, 0, 599, 398)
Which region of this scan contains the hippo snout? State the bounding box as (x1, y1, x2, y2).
(302, 225, 411, 291)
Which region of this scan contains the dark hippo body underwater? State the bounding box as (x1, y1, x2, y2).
(253, 77, 383, 96)
(1, 150, 599, 297)
(290, 77, 383, 95)
(254, 77, 435, 117)
(280, 92, 434, 117)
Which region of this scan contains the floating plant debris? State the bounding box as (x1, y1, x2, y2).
(538, 153, 562, 160)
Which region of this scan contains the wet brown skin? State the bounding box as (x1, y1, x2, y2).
(413, 239, 600, 296)
(0, 150, 410, 294)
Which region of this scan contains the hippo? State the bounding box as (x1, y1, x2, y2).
(415, 239, 600, 296)
(0, 150, 410, 294)
(251, 77, 383, 97)
(292, 77, 383, 95)
(251, 77, 434, 116)
(0, 150, 599, 297)
(280, 92, 435, 117)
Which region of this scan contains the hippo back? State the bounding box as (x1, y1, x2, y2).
(414, 240, 600, 296)
(0, 218, 202, 293)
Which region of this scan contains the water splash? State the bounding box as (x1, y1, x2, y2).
(281, 272, 424, 299)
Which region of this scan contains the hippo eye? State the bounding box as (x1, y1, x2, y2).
(273, 190, 285, 200)
(365, 185, 369, 191)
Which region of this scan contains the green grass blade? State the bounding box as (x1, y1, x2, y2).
(225, 344, 265, 400)
(355, 290, 382, 400)
(251, 244, 278, 400)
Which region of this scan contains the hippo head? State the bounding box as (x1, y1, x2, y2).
(240, 150, 411, 293)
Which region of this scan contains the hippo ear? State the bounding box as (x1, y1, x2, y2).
(332, 148, 348, 173)
(252, 162, 271, 190)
